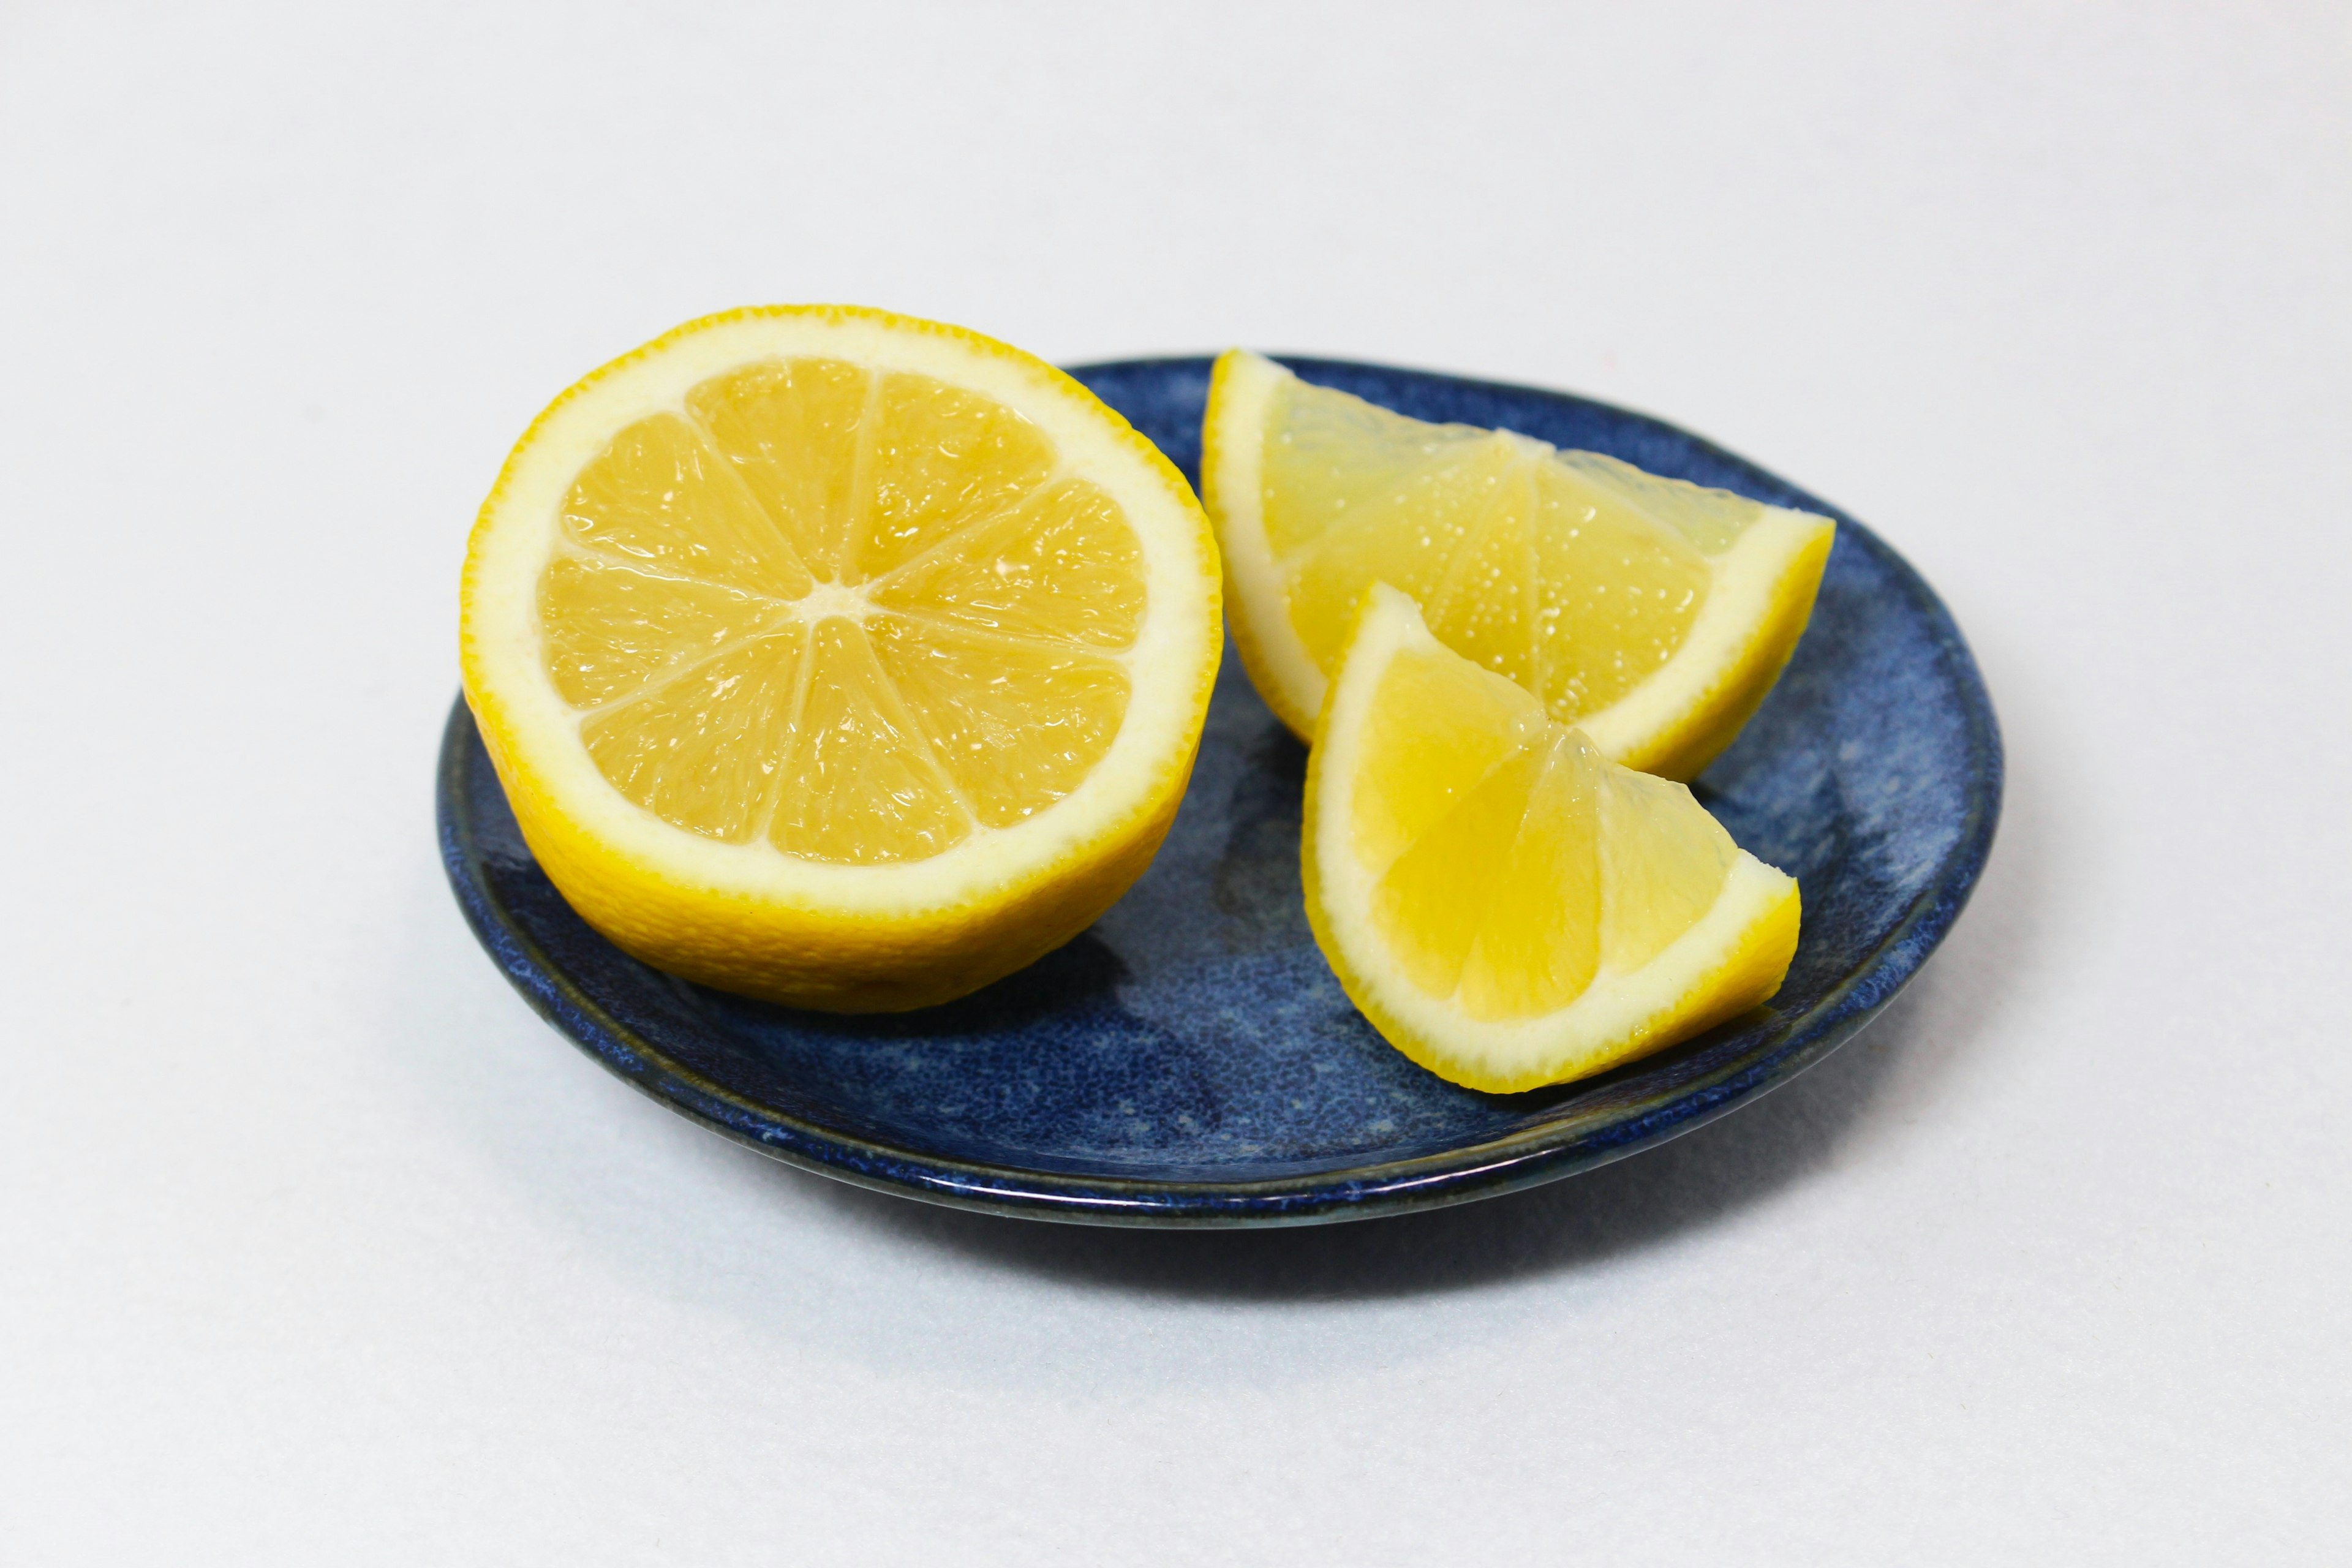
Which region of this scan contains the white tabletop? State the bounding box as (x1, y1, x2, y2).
(4, 4, 2345, 1561)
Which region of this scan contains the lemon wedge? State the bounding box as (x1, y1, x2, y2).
(1204, 350, 1835, 780)
(461, 306, 1221, 1011)
(1305, 584, 1800, 1091)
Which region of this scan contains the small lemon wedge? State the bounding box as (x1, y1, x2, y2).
(1204, 350, 1834, 780)
(461, 306, 1221, 1011)
(1305, 584, 1801, 1092)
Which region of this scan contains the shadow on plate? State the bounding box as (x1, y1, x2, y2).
(767, 743, 2040, 1299)
(795, 831, 2020, 1301)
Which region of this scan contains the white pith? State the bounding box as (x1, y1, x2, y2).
(1314, 587, 1795, 1085)
(465, 309, 1219, 918)
(1204, 350, 1830, 754)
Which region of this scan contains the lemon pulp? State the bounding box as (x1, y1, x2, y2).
(1267, 390, 1735, 723)
(1352, 640, 1754, 1022)
(540, 360, 1145, 864)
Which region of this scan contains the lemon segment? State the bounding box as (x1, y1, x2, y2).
(1204, 350, 1835, 780)
(462, 306, 1220, 1011)
(1305, 584, 1800, 1092)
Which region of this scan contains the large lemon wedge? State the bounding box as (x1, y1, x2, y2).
(1305, 584, 1800, 1092)
(461, 306, 1221, 1011)
(1204, 350, 1835, 780)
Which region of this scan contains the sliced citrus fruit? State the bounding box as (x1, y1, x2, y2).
(461, 306, 1221, 1012)
(1203, 350, 1836, 781)
(1305, 584, 1800, 1092)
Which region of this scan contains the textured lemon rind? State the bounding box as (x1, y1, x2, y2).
(461, 304, 1223, 1011)
(1303, 587, 1801, 1093)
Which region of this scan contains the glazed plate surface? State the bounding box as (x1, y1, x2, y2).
(438, 356, 2001, 1226)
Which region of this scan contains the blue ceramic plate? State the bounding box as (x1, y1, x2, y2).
(439, 356, 2000, 1227)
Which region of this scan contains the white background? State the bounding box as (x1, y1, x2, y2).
(3, 3, 2345, 1561)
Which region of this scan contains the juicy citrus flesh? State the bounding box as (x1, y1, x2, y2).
(541, 361, 1145, 864)
(1205, 350, 1836, 780)
(461, 306, 1221, 1011)
(1305, 584, 1800, 1092)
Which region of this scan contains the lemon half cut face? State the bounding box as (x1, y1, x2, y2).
(461, 307, 1222, 1011)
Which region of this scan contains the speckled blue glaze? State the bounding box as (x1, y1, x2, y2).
(438, 356, 2001, 1227)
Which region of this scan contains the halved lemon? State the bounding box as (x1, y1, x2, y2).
(1305, 584, 1800, 1092)
(1204, 350, 1835, 781)
(461, 306, 1221, 1012)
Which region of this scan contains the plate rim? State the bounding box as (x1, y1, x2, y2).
(437, 354, 2003, 1228)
